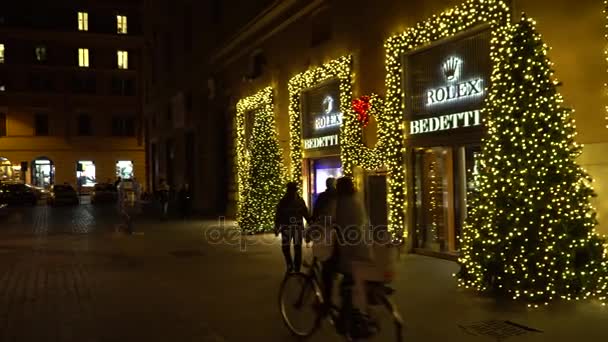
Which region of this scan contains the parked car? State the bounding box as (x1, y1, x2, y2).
(91, 183, 118, 204)
(47, 184, 79, 206)
(0, 183, 38, 206)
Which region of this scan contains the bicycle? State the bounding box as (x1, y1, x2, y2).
(279, 257, 404, 341)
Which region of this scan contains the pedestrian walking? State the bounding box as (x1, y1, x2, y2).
(274, 182, 311, 273)
(117, 178, 141, 234)
(178, 183, 192, 219)
(114, 177, 122, 190)
(158, 178, 170, 220)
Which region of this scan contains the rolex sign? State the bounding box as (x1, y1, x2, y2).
(404, 28, 491, 123)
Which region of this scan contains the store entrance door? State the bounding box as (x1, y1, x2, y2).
(31, 157, 54, 188)
(412, 145, 480, 255)
(306, 157, 342, 209)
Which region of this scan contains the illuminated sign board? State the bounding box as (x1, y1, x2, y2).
(314, 96, 343, 130)
(303, 134, 339, 149)
(410, 110, 481, 135)
(302, 81, 342, 150)
(404, 28, 491, 136)
(426, 57, 484, 106)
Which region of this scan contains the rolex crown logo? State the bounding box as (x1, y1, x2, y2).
(442, 56, 462, 82)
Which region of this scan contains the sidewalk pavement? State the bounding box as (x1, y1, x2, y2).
(0, 206, 606, 341)
(130, 217, 608, 342)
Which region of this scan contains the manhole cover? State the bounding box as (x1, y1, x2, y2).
(459, 320, 542, 341)
(170, 250, 205, 258)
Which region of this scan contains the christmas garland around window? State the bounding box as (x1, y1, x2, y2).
(381, 0, 511, 239)
(287, 56, 355, 184)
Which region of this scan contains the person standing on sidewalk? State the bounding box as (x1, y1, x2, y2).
(274, 182, 311, 273)
(158, 178, 170, 220)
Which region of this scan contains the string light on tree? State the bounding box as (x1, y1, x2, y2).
(456, 16, 608, 305)
(236, 87, 285, 233)
(605, 0, 608, 128)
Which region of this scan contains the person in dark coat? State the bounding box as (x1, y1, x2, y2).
(158, 178, 170, 220)
(312, 177, 337, 223)
(274, 182, 311, 273)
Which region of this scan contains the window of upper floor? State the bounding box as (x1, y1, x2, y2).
(111, 77, 134, 96)
(78, 12, 88, 31)
(72, 75, 96, 94)
(117, 50, 128, 69)
(78, 48, 89, 67)
(78, 113, 92, 136)
(117, 15, 127, 34)
(111, 116, 135, 136)
(35, 113, 49, 136)
(29, 73, 54, 92)
(35, 45, 47, 62)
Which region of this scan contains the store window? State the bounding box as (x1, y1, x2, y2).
(309, 157, 342, 205)
(76, 161, 96, 188)
(413, 147, 452, 252)
(78, 12, 88, 31)
(0, 157, 14, 182)
(0, 43, 5, 63)
(117, 15, 127, 34)
(301, 80, 343, 207)
(116, 160, 134, 179)
(78, 48, 89, 67)
(32, 157, 54, 188)
(405, 28, 491, 256)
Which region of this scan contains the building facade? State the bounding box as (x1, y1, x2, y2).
(145, 0, 608, 257)
(0, 0, 146, 190)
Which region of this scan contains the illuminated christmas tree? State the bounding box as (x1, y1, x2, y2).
(457, 17, 608, 305)
(238, 109, 285, 234)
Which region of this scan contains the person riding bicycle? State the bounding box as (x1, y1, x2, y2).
(314, 176, 376, 338)
(307, 178, 337, 311)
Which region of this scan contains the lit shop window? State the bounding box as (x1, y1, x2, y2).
(78, 12, 88, 31)
(116, 160, 134, 179)
(117, 50, 128, 69)
(117, 15, 127, 34)
(78, 48, 89, 67)
(0, 43, 4, 63)
(76, 161, 96, 188)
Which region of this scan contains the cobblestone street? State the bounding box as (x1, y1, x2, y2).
(0, 203, 607, 341)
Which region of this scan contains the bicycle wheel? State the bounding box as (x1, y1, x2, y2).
(358, 286, 404, 342)
(279, 272, 323, 337)
(373, 294, 404, 342)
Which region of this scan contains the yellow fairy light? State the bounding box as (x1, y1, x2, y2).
(235, 87, 285, 233)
